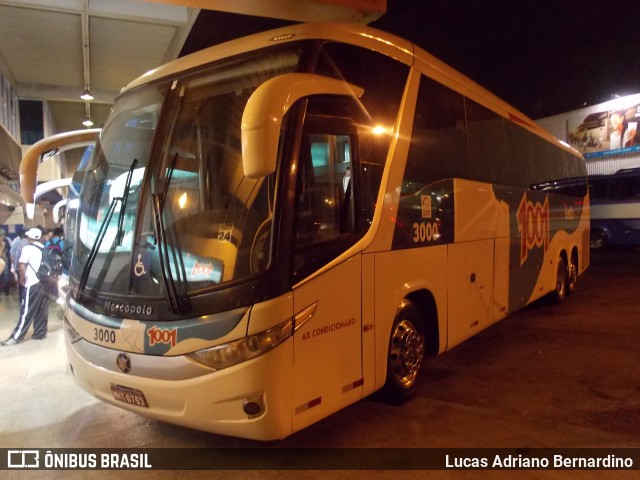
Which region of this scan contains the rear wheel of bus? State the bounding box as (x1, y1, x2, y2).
(590, 229, 608, 250)
(566, 251, 578, 295)
(382, 299, 426, 404)
(551, 257, 567, 304)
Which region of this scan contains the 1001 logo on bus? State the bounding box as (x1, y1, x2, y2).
(147, 325, 178, 347)
(517, 192, 549, 265)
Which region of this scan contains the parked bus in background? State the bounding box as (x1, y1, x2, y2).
(18, 129, 100, 306)
(588, 168, 640, 249)
(61, 23, 589, 440)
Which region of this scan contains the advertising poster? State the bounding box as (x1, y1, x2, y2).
(568, 104, 640, 159)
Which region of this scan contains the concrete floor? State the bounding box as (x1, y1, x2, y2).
(1, 250, 639, 480)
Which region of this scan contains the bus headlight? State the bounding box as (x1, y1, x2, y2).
(188, 318, 293, 371)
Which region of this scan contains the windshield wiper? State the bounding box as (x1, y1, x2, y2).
(77, 159, 138, 297)
(152, 193, 178, 312)
(77, 196, 119, 297)
(152, 153, 192, 314)
(116, 158, 137, 245)
(159, 153, 176, 213)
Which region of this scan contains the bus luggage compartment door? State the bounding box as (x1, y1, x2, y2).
(446, 239, 494, 349)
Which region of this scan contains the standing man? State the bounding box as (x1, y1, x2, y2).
(1, 228, 50, 346)
(43, 227, 64, 298)
(44, 227, 64, 253)
(10, 229, 29, 301)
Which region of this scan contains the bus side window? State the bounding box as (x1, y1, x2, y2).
(293, 114, 362, 280)
(589, 177, 608, 201)
(609, 175, 640, 200)
(296, 132, 354, 244)
(406, 75, 470, 186)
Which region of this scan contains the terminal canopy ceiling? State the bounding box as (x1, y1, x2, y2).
(0, 0, 383, 134)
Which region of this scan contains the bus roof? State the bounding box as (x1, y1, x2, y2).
(122, 22, 579, 159)
(123, 22, 414, 92)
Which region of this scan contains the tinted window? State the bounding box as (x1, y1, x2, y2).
(589, 177, 609, 200)
(314, 42, 410, 197)
(404, 75, 470, 190)
(502, 117, 586, 189)
(315, 42, 408, 129)
(609, 174, 640, 200)
(293, 109, 364, 280)
(466, 99, 508, 184)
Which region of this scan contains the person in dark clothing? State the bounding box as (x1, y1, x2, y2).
(44, 227, 64, 253)
(10, 230, 28, 301)
(2, 228, 51, 346)
(0, 229, 11, 296)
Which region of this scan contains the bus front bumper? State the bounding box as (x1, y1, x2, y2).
(65, 335, 294, 441)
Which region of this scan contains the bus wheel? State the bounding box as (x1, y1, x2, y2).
(551, 258, 567, 304)
(382, 300, 426, 403)
(566, 254, 578, 295)
(590, 229, 608, 250)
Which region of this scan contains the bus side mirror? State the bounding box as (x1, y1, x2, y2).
(20, 128, 100, 218)
(241, 73, 364, 178)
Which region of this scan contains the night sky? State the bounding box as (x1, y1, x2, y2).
(181, 0, 640, 119)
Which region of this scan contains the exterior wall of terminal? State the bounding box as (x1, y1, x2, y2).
(537, 93, 640, 176)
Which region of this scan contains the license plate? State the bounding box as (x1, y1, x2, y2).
(110, 384, 148, 408)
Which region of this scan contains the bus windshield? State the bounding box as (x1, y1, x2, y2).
(71, 46, 304, 303)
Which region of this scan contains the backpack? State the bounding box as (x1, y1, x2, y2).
(46, 237, 63, 254)
(29, 245, 63, 286)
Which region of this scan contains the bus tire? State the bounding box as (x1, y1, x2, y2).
(590, 229, 608, 250)
(566, 252, 578, 295)
(381, 299, 426, 404)
(551, 257, 567, 304)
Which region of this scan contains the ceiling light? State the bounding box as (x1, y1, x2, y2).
(81, 89, 94, 101)
(83, 117, 94, 127)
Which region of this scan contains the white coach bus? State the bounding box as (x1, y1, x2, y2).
(63, 22, 589, 440)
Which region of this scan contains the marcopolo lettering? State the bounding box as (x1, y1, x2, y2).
(105, 300, 153, 316)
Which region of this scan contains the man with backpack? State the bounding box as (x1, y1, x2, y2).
(44, 227, 64, 254)
(10, 229, 29, 301)
(43, 227, 64, 298)
(1, 228, 51, 346)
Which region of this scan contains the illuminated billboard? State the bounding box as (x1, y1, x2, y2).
(568, 103, 640, 159)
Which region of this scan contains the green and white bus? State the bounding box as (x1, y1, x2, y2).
(63, 22, 589, 440)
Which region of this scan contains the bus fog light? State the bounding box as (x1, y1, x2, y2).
(243, 400, 263, 416)
(188, 318, 293, 371)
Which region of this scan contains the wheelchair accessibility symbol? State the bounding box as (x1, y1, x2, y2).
(134, 254, 147, 277)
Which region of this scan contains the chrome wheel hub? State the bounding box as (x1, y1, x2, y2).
(390, 319, 425, 387)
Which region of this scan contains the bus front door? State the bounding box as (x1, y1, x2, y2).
(289, 122, 364, 433)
